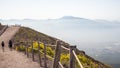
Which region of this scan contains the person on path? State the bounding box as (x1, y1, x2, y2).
(9, 40, 12, 51)
(1, 41, 5, 52)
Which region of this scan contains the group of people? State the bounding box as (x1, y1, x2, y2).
(1, 40, 13, 52)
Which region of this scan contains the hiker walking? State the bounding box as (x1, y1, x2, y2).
(1, 41, 5, 52)
(9, 40, 12, 51)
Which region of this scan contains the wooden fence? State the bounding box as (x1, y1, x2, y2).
(16, 40, 84, 68)
(53, 40, 84, 68)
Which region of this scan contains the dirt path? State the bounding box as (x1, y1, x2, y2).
(0, 26, 41, 68)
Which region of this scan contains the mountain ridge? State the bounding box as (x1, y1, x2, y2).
(0, 16, 120, 23)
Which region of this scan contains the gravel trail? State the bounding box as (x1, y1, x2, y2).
(0, 26, 41, 68)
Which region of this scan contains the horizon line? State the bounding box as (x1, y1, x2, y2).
(0, 16, 119, 22)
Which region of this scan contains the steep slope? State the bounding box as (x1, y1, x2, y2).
(12, 26, 111, 68)
(12, 26, 58, 44)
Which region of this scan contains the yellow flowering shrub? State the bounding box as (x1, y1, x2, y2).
(15, 45, 25, 51)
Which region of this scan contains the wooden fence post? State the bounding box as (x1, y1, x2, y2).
(69, 45, 76, 68)
(53, 40, 61, 68)
(32, 42, 34, 61)
(27, 45, 29, 58)
(38, 41, 42, 66)
(43, 41, 47, 68)
(24, 45, 27, 55)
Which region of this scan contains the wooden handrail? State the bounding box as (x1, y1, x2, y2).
(47, 44, 70, 51)
(72, 50, 84, 68)
(58, 62, 64, 68)
(61, 46, 70, 51)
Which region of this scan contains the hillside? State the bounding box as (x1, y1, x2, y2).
(12, 26, 57, 44)
(11, 26, 111, 68)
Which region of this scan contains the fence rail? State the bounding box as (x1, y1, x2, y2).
(73, 50, 84, 68)
(59, 62, 64, 68)
(61, 46, 70, 51)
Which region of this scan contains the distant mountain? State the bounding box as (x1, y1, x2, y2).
(22, 19, 40, 22)
(60, 16, 83, 19)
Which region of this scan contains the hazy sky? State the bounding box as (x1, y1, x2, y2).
(0, 0, 120, 21)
